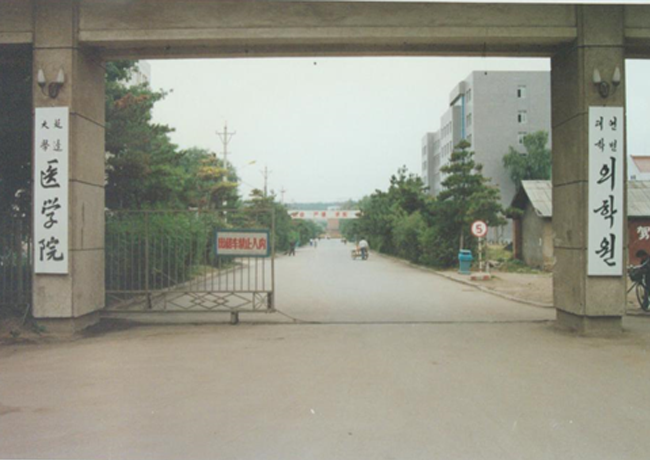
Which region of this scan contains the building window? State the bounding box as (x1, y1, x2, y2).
(518, 132, 527, 145)
(467, 134, 472, 146)
(466, 113, 472, 127)
(518, 111, 527, 124)
(517, 85, 527, 99)
(466, 88, 472, 102)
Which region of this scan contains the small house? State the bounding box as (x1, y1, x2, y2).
(511, 180, 650, 270)
(510, 181, 554, 270)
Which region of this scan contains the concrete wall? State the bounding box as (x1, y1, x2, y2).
(551, 5, 628, 332)
(0, 0, 32, 45)
(521, 202, 546, 269)
(30, 1, 106, 328)
(542, 219, 555, 270)
(1, 2, 650, 59)
(74, 1, 580, 59)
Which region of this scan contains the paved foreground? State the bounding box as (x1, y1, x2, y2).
(3, 240, 650, 459)
(2, 320, 650, 459)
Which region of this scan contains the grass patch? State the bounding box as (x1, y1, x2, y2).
(486, 244, 544, 274)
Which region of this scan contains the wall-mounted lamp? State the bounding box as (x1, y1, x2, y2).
(592, 67, 621, 99)
(37, 68, 65, 99)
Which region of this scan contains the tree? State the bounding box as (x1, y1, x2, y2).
(502, 131, 552, 188)
(105, 61, 188, 209)
(340, 167, 430, 256)
(179, 147, 239, 210)
(437, 140, 506, 250)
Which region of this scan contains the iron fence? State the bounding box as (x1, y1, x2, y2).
(0, 217, 32, 317)
(105, 208, 275, 315)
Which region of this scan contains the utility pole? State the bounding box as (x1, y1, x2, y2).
(216, 123, 236, 214)
(216, 122, 236, 179)
(280, 187, 286, 203)
(261, 165, 272, 197)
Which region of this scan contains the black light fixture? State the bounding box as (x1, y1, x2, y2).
(37, 68, 65, 99)
(592, 66, 621, 99)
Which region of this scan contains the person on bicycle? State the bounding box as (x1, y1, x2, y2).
(358, 238, 369, 260)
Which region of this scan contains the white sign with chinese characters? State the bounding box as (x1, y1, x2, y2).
(34, 107, 69, 274)
(215, 230, 270, 257)
(289, 210, 360, 220)
(588, 106, 624, 276)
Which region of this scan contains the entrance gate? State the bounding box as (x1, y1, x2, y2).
(104, 209, 275, 323)
(4, 1, 650, 333)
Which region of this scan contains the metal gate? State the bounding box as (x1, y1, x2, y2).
(105, 208, 275, 321)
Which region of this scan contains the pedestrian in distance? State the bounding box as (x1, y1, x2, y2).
(358, 238, 369, 260)
(289, 240, 297, 256)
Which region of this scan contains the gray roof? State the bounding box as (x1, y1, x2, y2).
(629, 181, 650, 217)
(512, 180, 650, 218)
(520, 181, 552, 218)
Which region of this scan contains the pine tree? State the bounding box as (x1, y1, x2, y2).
(438, 140, 506, 249)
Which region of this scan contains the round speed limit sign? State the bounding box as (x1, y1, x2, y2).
(471, 220, 488, 238)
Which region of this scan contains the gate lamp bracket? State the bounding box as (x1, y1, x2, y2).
(593, 67, 621, 99)
(37, 68, 65, 99)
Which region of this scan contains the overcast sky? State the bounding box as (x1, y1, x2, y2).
(150, 54, 650, 204)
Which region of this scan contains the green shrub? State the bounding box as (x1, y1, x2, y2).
(393, 212, 425, 263)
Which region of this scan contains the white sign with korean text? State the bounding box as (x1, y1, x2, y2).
(34, 107, 69, 274)
(588, 106, 624, 276)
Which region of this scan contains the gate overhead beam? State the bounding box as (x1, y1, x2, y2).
(78, 1, 578, 59)
(3, 2, 650, 59)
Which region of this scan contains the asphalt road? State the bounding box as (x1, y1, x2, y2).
(3, 240, 650, 459)
(273, 239, 553, 323)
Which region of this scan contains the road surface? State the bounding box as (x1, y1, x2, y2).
(274, 239, 553, 323)
(3, 240, 650, 459)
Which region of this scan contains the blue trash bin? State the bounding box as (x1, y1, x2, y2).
(458, 249, 473, 275)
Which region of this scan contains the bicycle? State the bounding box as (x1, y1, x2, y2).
(628, 261, 650, 311)
(350, 247, 369, 261)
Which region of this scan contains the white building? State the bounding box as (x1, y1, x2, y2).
(423, 71, 552, 241)
(421, 132, 440, 195)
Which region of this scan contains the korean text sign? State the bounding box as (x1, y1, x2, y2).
(215, 230, 270, 257)
(34, 107, 69, 274)
(588, 106, 624, 276)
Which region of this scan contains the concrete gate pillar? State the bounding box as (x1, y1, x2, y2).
(551, 5, 626, 334)
(32, 0, 105, 331)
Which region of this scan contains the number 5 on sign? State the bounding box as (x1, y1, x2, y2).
(471, 221, 488, 238)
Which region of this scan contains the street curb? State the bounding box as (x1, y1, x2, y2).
(373, 252, 555, 310)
